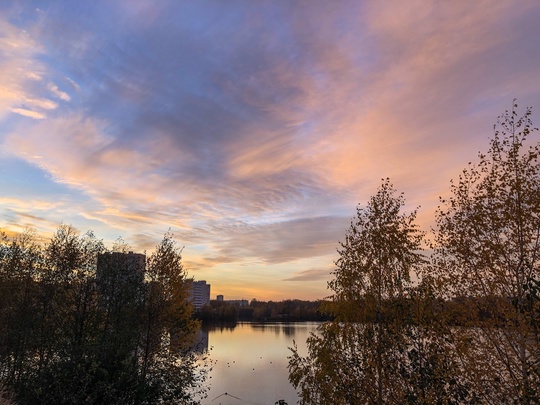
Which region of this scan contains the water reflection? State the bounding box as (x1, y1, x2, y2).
(193, 328, 209, 353)
(198, 322, 320, 405)
(201, 321, 238, 333)
(281, 324, 295, 337)
(249, 322, 298, 338)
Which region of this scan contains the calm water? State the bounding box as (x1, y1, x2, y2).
(197, 322, 320, 405)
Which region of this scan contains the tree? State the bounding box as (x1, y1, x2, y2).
(140, 233, 209, 404)
(0, 229, 44, 392)
(289, 179, 427, 404)
(398, 276, 472, 404)
(0, 227, 210, 404)
(434, 101, 540, 403)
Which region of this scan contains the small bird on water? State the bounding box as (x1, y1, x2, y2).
(212, 392, 243, 402)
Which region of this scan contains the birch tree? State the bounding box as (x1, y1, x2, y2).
(289, 180, 427, 404)
(434, 102, 540, 403)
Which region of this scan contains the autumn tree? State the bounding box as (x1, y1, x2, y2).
(399, 275, 472, 404)
(27, 226, 107, 404)
(139, 233, 209, 404)
(0, 230, 44, 391)
(434, 102, 540, 403)
(0, 226, 209, 404)
(289, 180, 427, 404)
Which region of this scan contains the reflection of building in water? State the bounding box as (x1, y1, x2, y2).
(188, 280, 210, 310)
(192, 328, 209, 353)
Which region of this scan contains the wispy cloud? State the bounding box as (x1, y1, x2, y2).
(1, 1, 539, 299)
(0, 21, 44, 120)
(0, 17, 74, 121)
(47, 83, 71, 101)
(211, 216, 349, 265)
(283, 268, 333, 282)
(9, 108, 46, 119)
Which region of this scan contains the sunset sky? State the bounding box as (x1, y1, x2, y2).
(1, 1, 540, 300)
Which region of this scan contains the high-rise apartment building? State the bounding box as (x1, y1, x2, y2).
(187, 280, 210, 310)
(96, 252, 145, 284)
(96, 252, 146, 304)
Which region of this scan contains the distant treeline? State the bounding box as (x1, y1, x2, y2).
(196, 299, 333, 322)
(195, 295, 526, 326)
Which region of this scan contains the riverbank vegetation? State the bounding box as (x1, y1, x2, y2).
(196, 299, 332, 323)
(289, 102, 540, 404)
(0, 230, 210, 404)
(197, 292, 532, 327)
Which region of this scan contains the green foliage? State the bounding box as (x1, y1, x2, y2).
(0, 226, 209, 404)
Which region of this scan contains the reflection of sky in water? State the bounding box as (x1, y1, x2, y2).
(199, 322, 320, 405)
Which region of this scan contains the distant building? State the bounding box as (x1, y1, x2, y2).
(96, 251, 146, 304)
(96, 251, 146, 284)
(187, 280, 211, 310)
(226, 299, 249, 307)
(216, 294, 224, 301)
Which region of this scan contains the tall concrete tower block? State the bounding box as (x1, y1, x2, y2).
(187, 280, 210, 310)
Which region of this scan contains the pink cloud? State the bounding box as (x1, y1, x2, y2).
(1, 1, 539, 300)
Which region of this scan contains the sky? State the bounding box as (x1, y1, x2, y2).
(1, 1, 540, 301)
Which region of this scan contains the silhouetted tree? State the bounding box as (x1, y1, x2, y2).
(434, 102, 540, 403)
(289, 180, 429, 404)
(0, 227, 209, 404)
(399, 276, 472, 404)
(141, 233, 208, 404)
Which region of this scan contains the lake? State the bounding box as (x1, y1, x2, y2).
(196, 322, 320, 405)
